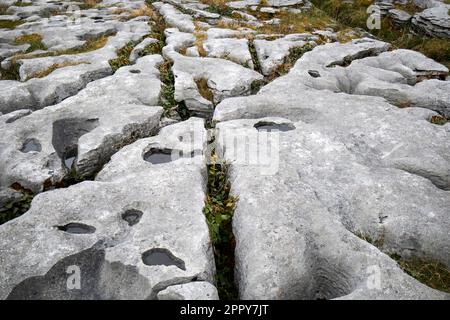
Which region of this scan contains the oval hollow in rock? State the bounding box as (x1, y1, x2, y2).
(20, 138, 42, 153)
(56, 223, 96, 234)
(121, 209, 143, 226)
(129, 69, 141, 74)
(141, 248, 186, 270)
(254, 121, 296, 132)
(143, 148, 174, 164)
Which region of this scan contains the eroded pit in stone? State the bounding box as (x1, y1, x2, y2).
(129, 69, 141, 74)
(308, 70, 321, 78)
(142, 248, 186, 270)
(143, 148, 174, 164)
(56, 222, 96, 234)
(254, 121, 296, 132)
(121, 209, 143, 226)
(20, 138, 42, 153)
(52, 118, 99, 170)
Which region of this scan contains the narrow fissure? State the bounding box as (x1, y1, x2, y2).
(203, 146, 238, 300)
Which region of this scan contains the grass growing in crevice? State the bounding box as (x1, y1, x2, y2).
(79, 0, 102, 10)
(310, 0, 450, 68)
(273, 43, 315, 77)
(28, 61, 89, 80)
(158, 60, 191, 119)
(389, 254, 450, 293)
(13, 1, 33, 7)
(0, 187, 33, 225)
(203, 0, 234, 17)
(0, 19, 24, 29)
(14, 33, 46, 53)
(429, 115, 448, 126)
(108, 41, 136, 72)
(0, 4, 8, 14)
(354, 230, 450, 293)
(203, 152, 238, 300)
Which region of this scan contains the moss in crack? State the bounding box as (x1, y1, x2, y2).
(0, 19, 23, 29)
(158, 60, 191, 120)
(274, 43, 315, 76)
(203, 153, 238, 300)
(354, 230, 449, 293)
(108, 42, 136, 72)
(248, 38, 262, 75)
(0, 185, 33, 225)
(429, 115, 448, 126)
(14, 33, 46, 53)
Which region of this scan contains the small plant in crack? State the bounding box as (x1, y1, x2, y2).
(0, 190, 33, 225)
(389, 253, 450, 293)
(108, 41, 136, 72)
(429, 115, 448, 126)
(354, 230, 449, 293)
(203, 153, 238, 300)
(158, 60, 191, 119)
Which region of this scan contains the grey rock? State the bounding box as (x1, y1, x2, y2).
(412, 4, 450, 38)
(0, 119, 215, 300)
(254, 34, 317, 75)
(0, 55, 163, 193)
(153, 2, 195, 33)
(157, 282, 219, 300)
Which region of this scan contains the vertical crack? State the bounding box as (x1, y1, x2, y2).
(203, 129, 238, 300)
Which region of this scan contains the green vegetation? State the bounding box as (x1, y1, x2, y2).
(0, 4, 8, 14)
(429, 115, 448, 125)
(139, 41, 162, 56)
(203, 153, 238, 300)
(0, 191, 33, 225)
(14, 33, 46, 53)
(310, 0, 450, 68)
(79, 0, 102, 10)
(203, 0, 233, 17)
(0, 19, 23, 29)
(389, 254, 450, 293)
(13, 1, 33, 7)
(354, 231, 450, 293)
(108, 42, 135, 72)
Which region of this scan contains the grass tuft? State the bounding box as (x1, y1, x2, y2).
(203, 153, 238, 300)
(108, 42, 135, 72)
(389, 254, 450, 293)
(14, 33, 46, 53)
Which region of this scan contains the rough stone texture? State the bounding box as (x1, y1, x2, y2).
(0, 118, 216, 300)
(214, 38, 450, 299)
(201, 38, 254, 68)
(254, 33, 318, 75)
(0, 56, 163, 193)
(157, 281, 219, 300)
(1, 0, 449, 301)
(153, 2, 195, 33)
(412, 4, 450, 38)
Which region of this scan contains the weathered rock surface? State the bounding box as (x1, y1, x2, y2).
(214, 38, 450, 299)
(0, 56, 163, 193)
(412, 3, 450, 38)
(254, 33, 317, 75)
(0, 118, 216, 300)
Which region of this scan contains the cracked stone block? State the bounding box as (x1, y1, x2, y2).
(0, 118, 216, 300)
(0, 55, 164, 193)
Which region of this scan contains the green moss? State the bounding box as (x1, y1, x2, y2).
(0, 19, 24, 29)
(13, 1, 33, 7)
(14, 33, 46, 53)
(108, 41, 135, 72)
(0, 192, 33, 225)
(203, 154, 238, 300)
(139, 41, 162, 56)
